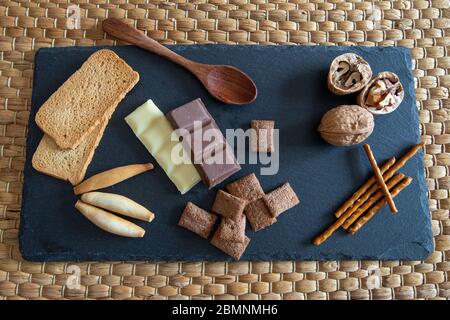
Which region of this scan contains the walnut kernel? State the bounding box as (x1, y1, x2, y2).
(358, 71, 404, 115)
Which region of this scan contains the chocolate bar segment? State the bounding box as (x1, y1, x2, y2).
(166, 98, 212, 131)
(184, 121, 226, 165)
(200, 146, 240, 188)
(167, 98, 241, 188)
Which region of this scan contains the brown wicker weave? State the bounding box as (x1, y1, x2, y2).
(0, 0, 449, 300)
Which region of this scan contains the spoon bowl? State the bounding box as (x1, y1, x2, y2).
(199, 65, 257, 105)
(102, 18, 257, 105)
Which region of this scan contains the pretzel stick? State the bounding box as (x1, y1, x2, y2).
(335, 142, 425, 218)
(363, 144, 397, 213)
(334, 157, 396, 218)
(348, 176, 413, 235)
(338, 174, 398, 227)
(312, 175, 404, 245)
(314, 142, 423, 245)
(312, 212, 350, 246)
(342, 173, 404, 229)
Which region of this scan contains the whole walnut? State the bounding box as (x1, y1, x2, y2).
(318, 105, 374, 146)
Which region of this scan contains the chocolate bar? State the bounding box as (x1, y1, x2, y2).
(166, 98, 241, 188)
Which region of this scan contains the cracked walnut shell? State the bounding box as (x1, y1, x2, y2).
(318, 105, 375, 146)
(327, 53, 373, 95)
(358, 71, 404, 115)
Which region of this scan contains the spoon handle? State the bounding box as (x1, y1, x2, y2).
(102, 18, 195, 70)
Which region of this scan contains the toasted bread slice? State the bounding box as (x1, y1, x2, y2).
(32, 118, 108, 185)
(35, 49, 139, 149)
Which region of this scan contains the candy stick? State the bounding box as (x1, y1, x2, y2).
(363, 144, 397, 213)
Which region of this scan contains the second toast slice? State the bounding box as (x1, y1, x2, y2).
(35, 49, 139, 149)
(32, 118, 108, 185)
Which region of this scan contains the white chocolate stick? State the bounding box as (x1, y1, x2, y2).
(75, 201, 145, 238)
(81, 192, 154, 222)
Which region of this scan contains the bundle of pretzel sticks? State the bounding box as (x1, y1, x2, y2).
(313, 141, 425, 246)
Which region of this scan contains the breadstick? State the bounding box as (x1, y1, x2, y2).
(334, 157, 395, 218)
(342, 173, 404, 229)
(335, 142, 424, 218)
(81, 192, 154, 222)
(74, 163, 153, 195)
(75, 201, 145, 238)
(348, 176, 413, 235)
(363, 144, 397, 213)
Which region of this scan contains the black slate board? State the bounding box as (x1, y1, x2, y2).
(20, 45, 433, 261)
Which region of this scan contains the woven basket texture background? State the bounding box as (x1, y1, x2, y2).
(0, 0, 449, 300)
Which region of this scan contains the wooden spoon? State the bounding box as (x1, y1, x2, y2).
(102, 18, 257, 105)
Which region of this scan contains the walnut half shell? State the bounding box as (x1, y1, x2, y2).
(327, 53, 373, 95)
(358, 71, 404, 115)
(318, 105, 374, 146)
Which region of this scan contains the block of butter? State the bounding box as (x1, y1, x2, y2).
(125, 100, 201, 194)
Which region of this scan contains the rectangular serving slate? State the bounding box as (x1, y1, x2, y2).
(20, 45, 433, 261)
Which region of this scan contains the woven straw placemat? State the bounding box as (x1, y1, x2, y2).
(0, 0, 449, 300)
